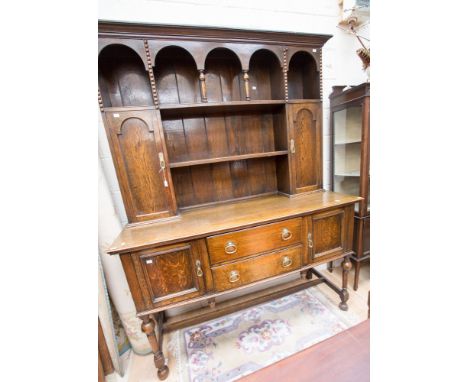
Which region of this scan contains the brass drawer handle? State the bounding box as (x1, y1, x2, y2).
(229, 270, 240, 283)
(225, 241, 237, 254)
(281, 228, 292, 241)
(282, 256, 293, 268)
(308, 233, 314, 248)
(195, 260, 203, 277)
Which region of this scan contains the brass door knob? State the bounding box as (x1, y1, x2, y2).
(229, 270, 240, 283)
(282, 256, 293, 268)
(281, 228, 292, 241)
(225, 241, 237, 254)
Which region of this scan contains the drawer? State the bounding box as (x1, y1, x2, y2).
(207, 218, 303, 265)
(211, 245, 302, 292)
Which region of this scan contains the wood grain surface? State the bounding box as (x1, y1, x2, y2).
(207, 217, 302, 265)
(211, 245, 303, 291)
(108, 191, 361, 254)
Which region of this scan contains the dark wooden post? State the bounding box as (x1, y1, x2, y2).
(141, 315, 169, 380)
(199, 70, 207, 102)
(339, 256, 352, 311)
(243, 70, 250, 100)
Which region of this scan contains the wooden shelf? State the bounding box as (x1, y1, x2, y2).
(334, 139, 361, 145)
(334, 171, 360, 177)
(169, 150, 288, 168)
(160, 100, 286, 116)
(287, 99, 322, 103)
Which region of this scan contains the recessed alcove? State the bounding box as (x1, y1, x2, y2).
(288, 51, 320, 100)
(98, 45, 153, 108)
(205, 48, 243, 102)
(171, 157, 280, 209)
(249, 49, 284, 100)
(154, 46, 200, 105)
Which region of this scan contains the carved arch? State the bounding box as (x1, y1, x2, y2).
(294, 107, 316, 122)
(98, 39, 148, 70)
(117, 116, 154, 135)
(203, 46, 243, 70)
(152, 44, 199, 69)
(148, 40, 206, 70)
(248, 48, 283, 70)
(286, 48, 320, 72)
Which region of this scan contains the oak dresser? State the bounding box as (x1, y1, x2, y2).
(99, 22, 361, 380)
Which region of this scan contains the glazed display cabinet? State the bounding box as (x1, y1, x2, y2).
(98, 22, 361, 380)
(328, 83, 370, 290)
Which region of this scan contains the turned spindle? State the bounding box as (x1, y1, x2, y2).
(243, 70, 250, 100)
(199, 70, 207, 102)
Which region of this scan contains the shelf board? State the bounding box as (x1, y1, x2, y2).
(287, 99, 322, 104)
(159, 100, 286, 116)
(334, 139, 361, 145)
(170, 150, 289, 168)
(334, 171, 360, 177)
(102, 105, 156, 112)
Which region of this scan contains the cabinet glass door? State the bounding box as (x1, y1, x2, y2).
(332, 106, 362, 212)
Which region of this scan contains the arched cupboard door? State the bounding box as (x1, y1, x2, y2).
(287, 102, 322, 193)
(103, 109, 177, 223)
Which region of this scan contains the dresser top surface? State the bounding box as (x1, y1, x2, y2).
(108, 191, 361, 255)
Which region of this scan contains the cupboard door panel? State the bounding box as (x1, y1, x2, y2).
(138, 241, 207, 307)
(103, 109, 177, 222)
(310, 208, 345, 261)
(287, 102, 322, 193)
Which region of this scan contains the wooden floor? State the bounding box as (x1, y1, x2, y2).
(239, 320, 369, 382)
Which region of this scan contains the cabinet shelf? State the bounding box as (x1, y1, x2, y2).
(287, 99, 321, 104)
(169, 150, 289, 168)
(160, 100, 286, 117)
(334, 171, 360, 177)
(334, 139, 361, 145)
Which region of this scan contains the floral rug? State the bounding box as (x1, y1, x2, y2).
(161, 286, 361, 382)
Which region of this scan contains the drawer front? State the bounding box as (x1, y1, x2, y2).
(211, 245, 302, 292)
(207, 218, 303, 265)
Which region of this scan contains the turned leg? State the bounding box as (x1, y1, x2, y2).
(141, 315, 169, 380)
(327, 261, 333, 273)
(353, 260, 362, 291)
(339, 256, 352, 311)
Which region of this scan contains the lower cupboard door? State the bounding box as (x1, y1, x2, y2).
(310, 208, 346, 261)
(137, 241, 207, 307)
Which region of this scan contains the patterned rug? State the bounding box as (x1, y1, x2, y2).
(161, 286, 362, 382)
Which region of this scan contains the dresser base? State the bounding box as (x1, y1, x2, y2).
(140, 257, 352, 380)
